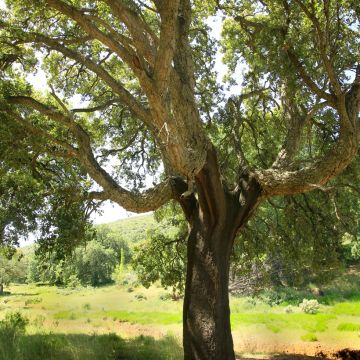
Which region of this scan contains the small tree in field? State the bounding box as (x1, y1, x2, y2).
(0, 1, 359, 358)
(112, 248, 125, 285)
(0, 252, 25, 295)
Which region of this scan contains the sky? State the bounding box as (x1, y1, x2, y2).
(1, 2, 226, 225)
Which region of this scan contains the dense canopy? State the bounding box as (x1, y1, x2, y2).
(0, 0, 359, 359)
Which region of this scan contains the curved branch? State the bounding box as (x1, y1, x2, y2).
(293, 0, 342, 95)
(5, 109, 78, 157)
(286, 48, 337, 105)
(272, 101, 328, 169)
(257, 67, 360, 197)
(103, 0, 157, 63)
(22, 33, 151, 125)
(6, 95, 173, 213)
(45, 0, 154, 92)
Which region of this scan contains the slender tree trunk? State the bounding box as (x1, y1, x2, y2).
(0, 283, 3, 296)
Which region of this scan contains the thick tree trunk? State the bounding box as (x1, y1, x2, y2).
(180, 149, 262, 360)
(183, 218, 236, 360)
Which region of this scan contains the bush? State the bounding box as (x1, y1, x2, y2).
(299, 299, 320, 314)
(159, 293, 172, 301)
(82, 303, 91, 310)
(25, 297, 42, 306)
(301, 333, 318, 342)
(32, 314, 46, 328)
(285, 305, 294, 313)
(0, 311, 28, 337)
(134, 293, 147, 301)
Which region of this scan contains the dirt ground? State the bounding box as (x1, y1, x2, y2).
(238, 348, 360, 360)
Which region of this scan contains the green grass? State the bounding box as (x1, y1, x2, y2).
(337, 322, 360, 331)
(53, 309, 182, 325)
(3, 282, 360, 357)
(333, 302, 360, 315)
(0, 332, 183, 360)
(300, 333, 318, 342)
(230, 313, 335, 333)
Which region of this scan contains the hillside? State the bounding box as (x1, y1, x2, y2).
(97, 213, 158, 243)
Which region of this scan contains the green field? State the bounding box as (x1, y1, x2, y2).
(1, 283, 360, 359)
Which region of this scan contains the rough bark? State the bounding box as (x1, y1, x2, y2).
(181, 149, 262, 360)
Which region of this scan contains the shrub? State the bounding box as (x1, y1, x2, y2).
(134, 293, 147, 301)
(337, 322, 360, 331)
(32, 314, 46, 328)
(83, 303, 91, 310)
(299, 299, 320, 314)
(25, 297, 42, 306)
(285, 305, 294, 313)
(159, 293, 172, 301)
(301, 333, 318, 342)
(0, 311, 28, 341)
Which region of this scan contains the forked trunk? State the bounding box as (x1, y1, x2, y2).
(180, 149, 262, 360)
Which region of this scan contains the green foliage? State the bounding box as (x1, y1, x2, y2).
(0, 311, 29, 358)
(112, 248, 125, 285)
(300, 333, 318, 342)
(132, 204, 187, 298)
(0, 331, 183, 360)
(26, 224, 132, 287)
(0, 311, 28, 337)
(24, 297, 42, 306)
(72, 240, 117, 287)
(299, 299, 320, 314)
(0, 251, 27, 292)
(337, 322, 360, 332)
(232, 161, 360, 290)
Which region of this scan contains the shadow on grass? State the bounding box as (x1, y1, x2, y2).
(0, 291, 40, 297)
(0, 332, 183, 360)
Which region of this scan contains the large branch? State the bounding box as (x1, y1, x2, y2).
(45, 0, 154, 93)
(286, 48, 337, 106)
(153, 0, 179, 95)
(5, 109, 78, 157)
(6, 96, 174, 212)
(23, 32, 152, 125)
(272, 100, 328, 169)
(293, 0, 342, 95)
(103, 0, 157, 65)
(256, 71, 360, 197)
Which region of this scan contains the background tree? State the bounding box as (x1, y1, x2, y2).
(26, 228, 131, 287)
(132, 203, 188, 299)
(0, 251, 27, 294)
(0, 1, 359, 359)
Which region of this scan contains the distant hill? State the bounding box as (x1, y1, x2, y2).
(96, 213, 157, 243)
(18, 214, 158, 251)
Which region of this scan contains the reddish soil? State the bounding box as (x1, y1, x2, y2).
(239, 349, 360, 360)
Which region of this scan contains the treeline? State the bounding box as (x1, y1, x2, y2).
(0, 226, 132, 292)
(2, 179, 360, 298)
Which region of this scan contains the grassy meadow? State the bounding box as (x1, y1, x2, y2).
(1, 279, 360, 359)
